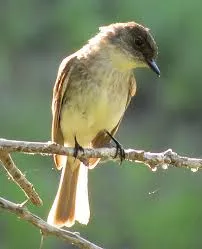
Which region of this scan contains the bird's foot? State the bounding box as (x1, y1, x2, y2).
(105, 130, 125, 164)
(73, 136, 84, 159)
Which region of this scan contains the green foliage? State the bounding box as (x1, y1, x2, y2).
(1, 0, 202, 248)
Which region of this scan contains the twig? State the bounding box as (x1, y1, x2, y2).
(0, 197, 104, 249)
(0, 151, 42, 206)
(0, 138, 201, 170)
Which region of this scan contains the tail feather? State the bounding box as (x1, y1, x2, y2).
(75, 162, 90, 223)
(47, 156, 90, 227)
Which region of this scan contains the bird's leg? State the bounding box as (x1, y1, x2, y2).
(73, 136, 90, 166)
(105, 130, 125, 163)
(73, 136, 84, 159)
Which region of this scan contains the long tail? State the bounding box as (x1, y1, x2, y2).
(47, 156, 90, 227)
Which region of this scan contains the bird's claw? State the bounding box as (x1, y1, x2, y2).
(105, 130, 125, 164)
(73, 136, 84, 159)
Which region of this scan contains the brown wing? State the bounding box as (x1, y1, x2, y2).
(89, 74, 137, 167)
(52, 54, 76, 169)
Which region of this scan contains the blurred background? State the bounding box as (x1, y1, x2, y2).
(0, 0, 202, 248)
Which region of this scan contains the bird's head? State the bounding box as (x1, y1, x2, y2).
(99, 22, 160, 75)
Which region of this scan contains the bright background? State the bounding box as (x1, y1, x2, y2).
(1, 1, 202, 249)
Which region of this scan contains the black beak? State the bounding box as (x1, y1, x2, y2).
(147, 59, 160, 76)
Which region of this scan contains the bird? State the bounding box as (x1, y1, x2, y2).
(47, 21, 160, 228)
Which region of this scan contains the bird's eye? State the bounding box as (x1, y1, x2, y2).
(135, 37, 144, 47)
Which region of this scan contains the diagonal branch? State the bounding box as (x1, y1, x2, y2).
(0, 197, 104, 249)
(0, 138, 201, 170)
(0, 151, 42, 206)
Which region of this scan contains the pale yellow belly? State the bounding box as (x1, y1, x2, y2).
(60, 88, 128, 147)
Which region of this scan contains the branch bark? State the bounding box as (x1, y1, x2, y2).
(0, 138, 201, 170)
(0, 197, 104, 249)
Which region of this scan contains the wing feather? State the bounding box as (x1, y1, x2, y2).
(52, 55, 76, 169)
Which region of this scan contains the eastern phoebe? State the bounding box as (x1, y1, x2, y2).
(47, 22, 160, 227)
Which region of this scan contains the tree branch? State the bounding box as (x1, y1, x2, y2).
(0, 137, 201, 248)
(0, 138, 201, 170)
(0, 151, 42, 206)
(0, 197, 104, 249)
